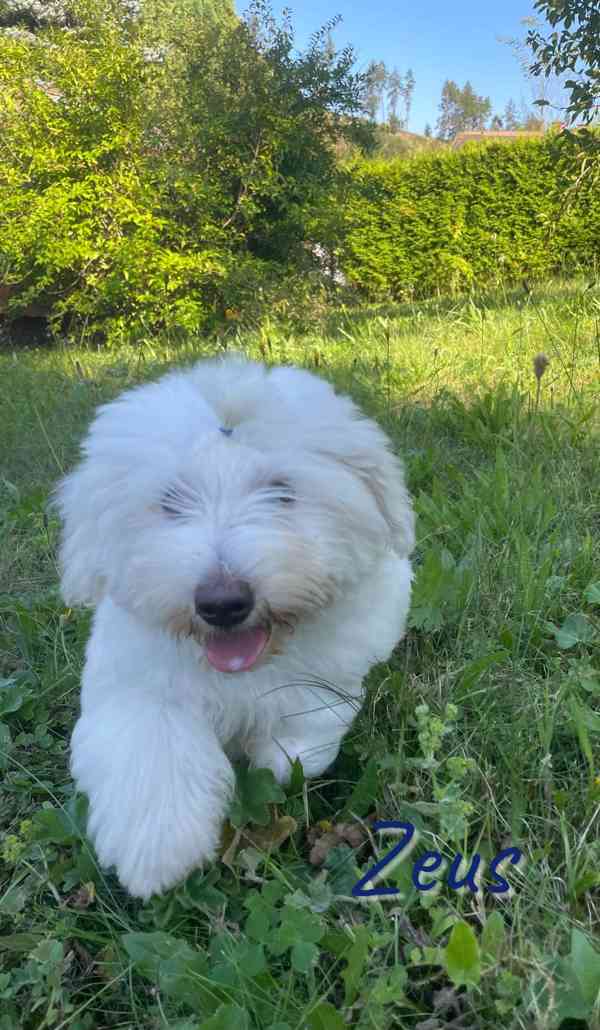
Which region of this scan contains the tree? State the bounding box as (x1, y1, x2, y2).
(435, 80, 492, 139)
(387, 67, 403, 126)
(364, 60, 387, 121)
(503, 98, 520, 129)
(490, 114, 504, 130)
(499, 16, 570, 125)
(526, 1, 600, 125)
(0, 0, 372, 340)
(423, 122, 432, 138)
(402, 67, 415, 128)
(522, 112, 545, 130)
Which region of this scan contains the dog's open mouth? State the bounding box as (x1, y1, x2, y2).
(205, 626, 270, 673)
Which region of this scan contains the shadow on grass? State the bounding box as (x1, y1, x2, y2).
(320, 274, 599, 335)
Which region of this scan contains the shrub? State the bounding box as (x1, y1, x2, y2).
(337, 137, 600, 300)
(0, 0, 369, 344)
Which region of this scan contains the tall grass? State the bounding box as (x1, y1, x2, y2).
(0, 277, 599, 1029)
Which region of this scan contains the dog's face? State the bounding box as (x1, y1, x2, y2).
(56, 358, 414, 672)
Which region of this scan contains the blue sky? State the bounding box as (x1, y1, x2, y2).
(236, 1, 548, 134)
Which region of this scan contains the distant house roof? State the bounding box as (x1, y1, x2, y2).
(452, 130, 545, 149)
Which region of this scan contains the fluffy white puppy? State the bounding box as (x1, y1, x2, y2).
(56, 355, 414, 899)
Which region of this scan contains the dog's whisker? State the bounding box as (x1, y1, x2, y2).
(280, 700, 352, 719)
(258, 676, 358, 700)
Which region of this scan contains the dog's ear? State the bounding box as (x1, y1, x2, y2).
(52, 460, 108, 606)
(318, 421, 415, 558)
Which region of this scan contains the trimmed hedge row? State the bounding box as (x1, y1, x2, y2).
(338, 138, 600, 299)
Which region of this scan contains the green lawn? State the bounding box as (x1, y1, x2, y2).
(1, 278, 599, 1029)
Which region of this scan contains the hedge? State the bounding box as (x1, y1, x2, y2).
(338, 137, 600, 299)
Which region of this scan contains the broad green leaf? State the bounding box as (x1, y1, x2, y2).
(444, 921, 480, 987)
(122, 931, 209, 1012)
(30, 795, 88, 844)
(31, 940, 64, 965)
(553, 613, 596, 649)
(321, 931, 352, 958)
(570, 928, 600, 1006)
(584, 582, 600, 605)
(291, 940, 319, 974)
(306, 1002, 346, 1030)
(323, 844, 359, 897)
(198, 1004, 250, 1030)
(0, 679, 31, 718)
(269, 904, 323, 958)
(553, 930, 600, 1021)
(244, 891, 279, 943)
(229, 766, 286, 828)
(370, 965, 408, 1004)
(30, 808, 76, 844)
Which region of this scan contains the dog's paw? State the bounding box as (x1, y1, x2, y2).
(87, 793, 226, 900)
(71, 708, 235, 898)
(249, 735, 340, 784)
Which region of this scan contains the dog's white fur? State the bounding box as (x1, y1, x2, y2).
(56, 356, 414, 899)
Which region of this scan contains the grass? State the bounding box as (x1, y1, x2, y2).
(0, 276, 599, 1029)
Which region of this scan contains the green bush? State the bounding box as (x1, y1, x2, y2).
(0, 0, 368, 344)
(338, 138, 600, 299)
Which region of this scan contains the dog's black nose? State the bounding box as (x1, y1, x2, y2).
(194, 579, 254, 628)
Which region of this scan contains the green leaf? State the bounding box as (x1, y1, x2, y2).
(30, 795, 88, 844)
(31, 940, 64, 966)
(342, 924, 370, 1005)
(585, 582, 600, 605)
(457, 651, 507, 696)
(321, 930, 353, 958)
(370, 966, 408, 1004)
(244, 891, 280, 943)
(30, 808, 75, 845)
(198, 1005, 250, 1030)
(291, 941, 319, 974)
(569, 929, 600, 1007)
(236, 941, 267, 978)
(288, 757, 305, 794)
(554, 929, 600, 1021)
(323, 844, 359, 897)
(444, 921, 481, 988)
(342, 756, 379, 818)
(209, 934, 268, 989)
(0, 886, 28, 917)
(0, 934, 45, 953)
(306, 1002, 346, 1030)
(552, 613, 596, 649)
(481, 910, 505, 962)
(568, 697, 595, 773)
(0, 679, 31, 718)
(183, 868, 228, 912)
(269, 904, 324, 958)
(229, 766, 286, 828)
(0, 724, 11, 772)
(122, 931, 209, 1012)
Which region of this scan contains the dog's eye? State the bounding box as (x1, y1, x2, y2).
(269, 480, 294, 504)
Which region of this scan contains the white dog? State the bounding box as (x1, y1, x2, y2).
(56, 356, 414, 899)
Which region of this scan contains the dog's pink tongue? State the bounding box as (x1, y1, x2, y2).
(205, 627, 269, 673)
